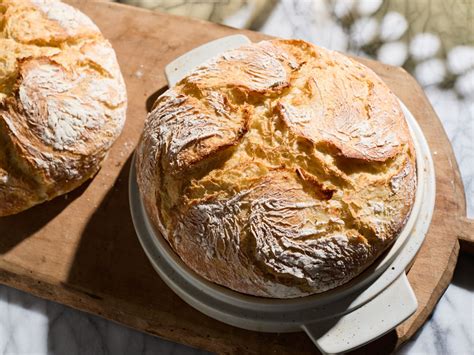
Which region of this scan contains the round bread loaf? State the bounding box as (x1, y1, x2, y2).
(136, 39, 416, 298)
(0, 0, 126, 216)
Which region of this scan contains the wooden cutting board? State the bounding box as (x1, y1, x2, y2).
(1, 1, 472, 354)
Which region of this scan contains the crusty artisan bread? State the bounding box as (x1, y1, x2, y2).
(136, 39, 416, 298)
(0, 0, 126, 216)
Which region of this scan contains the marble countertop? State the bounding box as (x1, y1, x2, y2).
(1, 0, 473, 354)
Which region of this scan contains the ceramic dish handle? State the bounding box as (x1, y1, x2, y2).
(302, 273, 417, 354)
(165, 34, 251, 86)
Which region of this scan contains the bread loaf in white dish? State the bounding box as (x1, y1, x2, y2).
(136, 39, 417, 298)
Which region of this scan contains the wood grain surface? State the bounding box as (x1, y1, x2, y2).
(1, 1, 472, 354)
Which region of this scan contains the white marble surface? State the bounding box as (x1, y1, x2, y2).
(1, 0, 473, 354)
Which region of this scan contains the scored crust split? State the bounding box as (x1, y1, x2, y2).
(136, 39, 417, 298)
(0, 0, 127, 216)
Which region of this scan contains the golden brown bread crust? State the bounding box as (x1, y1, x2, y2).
(0, 0, 127, 216)
(136, 39, 416, 298)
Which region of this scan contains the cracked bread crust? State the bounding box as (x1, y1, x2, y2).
(0, 0, 127, 216)
(136, 39, 416, 298)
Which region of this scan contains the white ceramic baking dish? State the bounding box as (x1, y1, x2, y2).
(129, 35, 436, 354)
